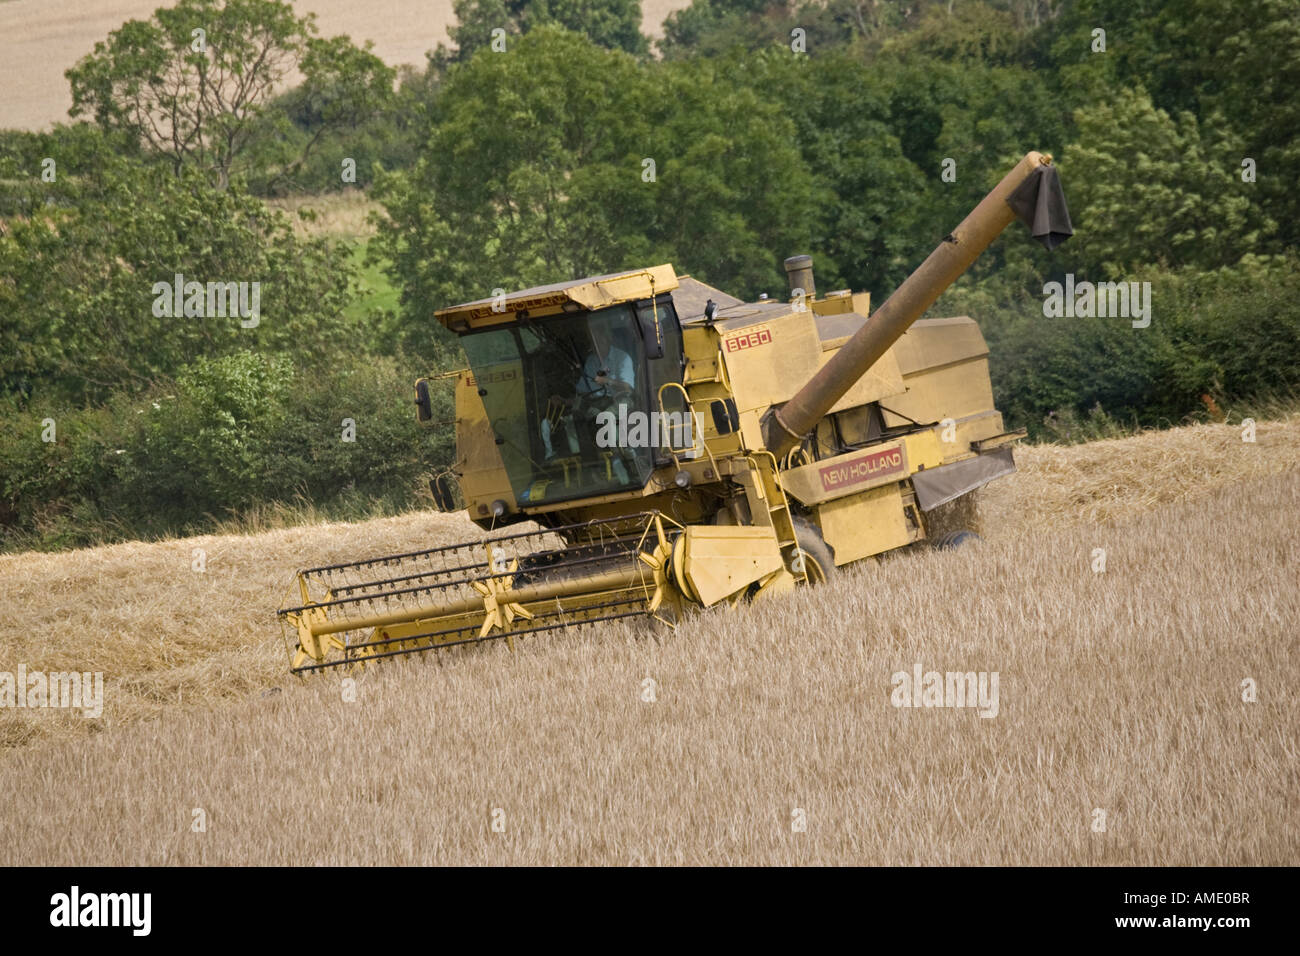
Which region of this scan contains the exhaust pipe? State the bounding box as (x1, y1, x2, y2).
(784, 255, 816, 300)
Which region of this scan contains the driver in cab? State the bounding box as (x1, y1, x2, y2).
(542, 325, 635, 461)
(576, 324, 635, 400)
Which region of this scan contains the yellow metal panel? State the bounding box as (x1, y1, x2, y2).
(682, 525, 785, 606)
(736, 408, 764, 453)
(890, 316, 989, 374)
(880, 358, 996, 428)
(825, 344, 906, 412)
(809, 311, 906, 407)
(722, 309, 824, 412)
(436, 264, 678, 329)
(811, 290, 854, 315)
(455, 371, 515, 511)
(684, 352, 725, 385)
(817, 483, 910, 565)
(902, 430, 945, 471)
(681, 326, 716, 363)
(580, 265, 679, 309)
(876, 317, 996, 429)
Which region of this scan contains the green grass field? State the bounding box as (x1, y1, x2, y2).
(343, 239, 400, 324)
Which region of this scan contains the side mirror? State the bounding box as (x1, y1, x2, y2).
(429, 473, 459, 512)
(710, 398, 739, 435)
(414, 378, 432, 422)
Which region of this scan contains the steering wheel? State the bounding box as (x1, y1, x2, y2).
(574, 387, 619, 419)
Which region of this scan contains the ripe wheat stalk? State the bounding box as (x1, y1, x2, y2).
(1, 417, 1296, 864)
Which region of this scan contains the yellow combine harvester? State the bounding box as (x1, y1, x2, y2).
(280, 151, 1071, 672)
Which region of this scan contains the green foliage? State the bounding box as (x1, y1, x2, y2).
(1053, 0, 1300, 250)
(0, 125, 144, 208)
(241, 61, 435, 196)
(449, 0, 649, 59)
(0, 136, 359, 405)
(66, 0, 394, 188)
(371, 29, 818, 354)
(1176, 0, 1300, 250)
(536, 0, 649, 54)
(880, 2, 1030, 67)
(736, 52, 925, 294)
(986, 259, 1300, 439)
(639, 53, 821, 292)
(126, 351, 296, 509)
(1062, 89, 1274, 275)
(659, 0, 792, 59)
(0, 352, 454, 551)
(659, 0, 963, 59)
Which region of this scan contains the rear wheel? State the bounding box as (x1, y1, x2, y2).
(790, 516, 836, 584)
(933, 529, 982, 550)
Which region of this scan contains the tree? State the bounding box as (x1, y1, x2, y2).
(1063, 89, 1274, 276)
(1050, 0, 1300, 251)
(371, 29, 819, 356)
(66, 0, 393, 188)
(731, 51, 929, 296)
(0, 135, 358, 405)
(1141, 0, 1300, 250)
(659, 0, 786, 59)
(449, 0, 649, 59)
(640, 51, 821, 293)
(880, 2, 1030, 67)
(659, 0, 932, 59)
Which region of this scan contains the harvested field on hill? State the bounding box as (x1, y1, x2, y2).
(0, 418, 1296, 864)
(1, 416, 1294, 753)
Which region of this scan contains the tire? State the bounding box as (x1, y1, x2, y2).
(932, 529, 982, 550)
(925, 491, 982, 539)
(790, 516, 836, 584)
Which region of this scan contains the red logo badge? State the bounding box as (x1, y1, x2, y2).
(818, 445, 906, 492)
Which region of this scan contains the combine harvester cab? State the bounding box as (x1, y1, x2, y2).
(280, 151, 1072, 673)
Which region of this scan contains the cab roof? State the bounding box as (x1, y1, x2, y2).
(435, 264, 679, 332)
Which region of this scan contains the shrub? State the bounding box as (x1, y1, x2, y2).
(0, 351, 455, 551)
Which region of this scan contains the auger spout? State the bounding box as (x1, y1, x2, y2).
(762, 150, 1071, 459)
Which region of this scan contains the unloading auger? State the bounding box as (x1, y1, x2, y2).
(279, 151, 1071, 674)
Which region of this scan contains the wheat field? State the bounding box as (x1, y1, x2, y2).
(1, 418, 1297, 864)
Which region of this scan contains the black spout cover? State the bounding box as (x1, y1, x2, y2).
(1006, 164, 1073, 251)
